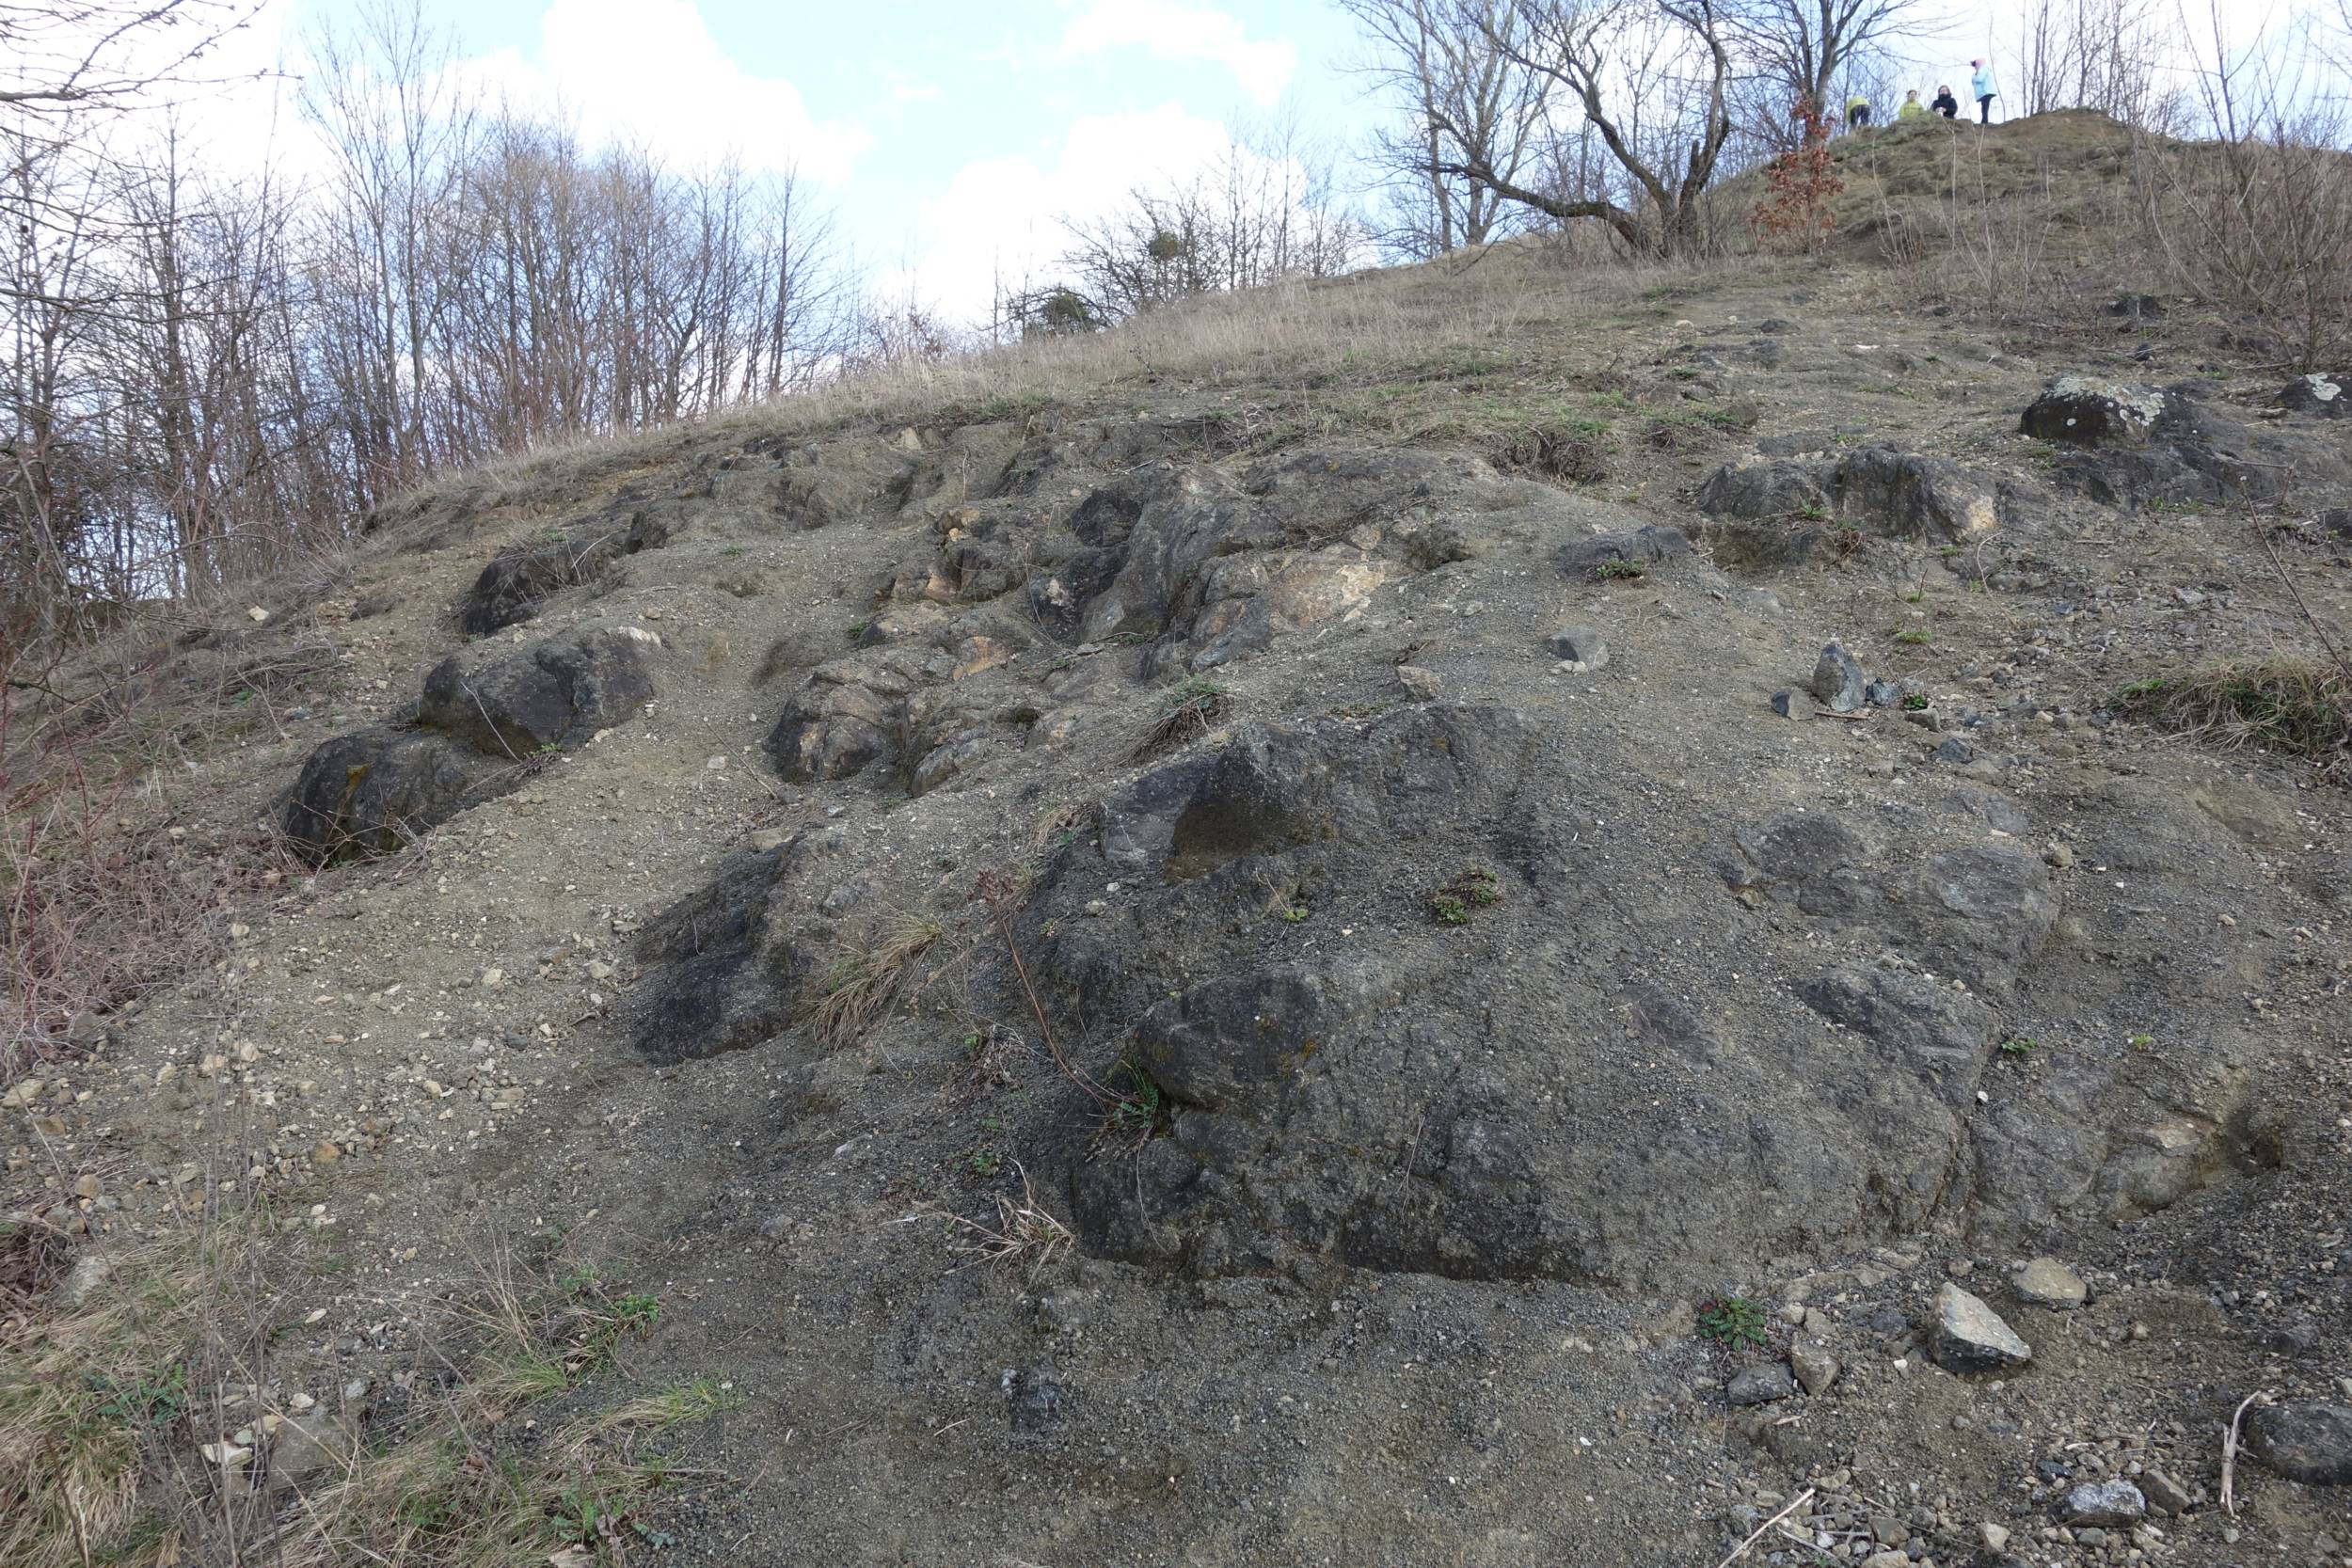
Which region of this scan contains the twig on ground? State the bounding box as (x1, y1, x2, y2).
(2221, 1388, 2275, 1517)
(1708, 1486, 1817, 1568)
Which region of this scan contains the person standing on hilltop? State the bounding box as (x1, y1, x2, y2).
(1845, 90, 1872, 130)
(1899, 89, 1927, 119)
(1971, 59, 1998, 123)
(1932, 85, 1961, 118)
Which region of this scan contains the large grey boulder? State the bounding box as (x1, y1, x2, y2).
(280, 727, 506, 863)
(418, 624, 659, 756)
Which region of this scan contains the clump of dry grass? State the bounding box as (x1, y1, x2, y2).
(809, 910, 947, 1047)
(2115, 658, 2349, 770)
(1141, 673, 1230, 755)
(950, 1162, 1074, 1277)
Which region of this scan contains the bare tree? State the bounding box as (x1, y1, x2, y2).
(1055, 119, 1364, 320)
(1444, 0, 1736, 258)
(1721, 0, 1936, 141)
(2012, 0, 2167, 122)
(1342, 0, 1548, 258)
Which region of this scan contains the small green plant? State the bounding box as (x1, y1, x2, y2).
(968, 1148, 1002, 1178)
(1998, 1036, 2039, 1057)
(536, 740, 559, 754)
(612, 1291, 661, 1336)
(1797, 500, 1829, 522)
(83, 1363, 191, 1430)
(1902, 693, 1931, 711)
(1426, 866, 1502, 925)
(1588, 559, 1645, 581)
(1902, 588, 1927, 604)
(1893, 628, 1932, 646)
(846, 620, 869, 641)
(1282, 905, 1310, 924)
(1696, 1295, 1770, 1349)
(2127, 1032, 2153, 1051)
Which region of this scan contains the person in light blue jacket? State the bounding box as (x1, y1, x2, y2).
(1970, 59, 1997, 123)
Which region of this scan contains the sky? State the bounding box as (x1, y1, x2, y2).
(163, 0, 2304, 326)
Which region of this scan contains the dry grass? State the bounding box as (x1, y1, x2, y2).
(1141, 673, 1231, 755)
(949, 1161, 1075, 1277)
(2115, 657, 2350, 771)
(1, 1206, 733, 1568)
(809, 909, 947, 1047)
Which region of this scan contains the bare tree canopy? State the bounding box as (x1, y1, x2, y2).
(1437, 0, 1736, 258)
(0, 0, 263, 111)
(1341, 0, 1549, 258)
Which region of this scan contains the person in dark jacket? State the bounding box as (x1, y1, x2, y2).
(1931, 85, 1961, 119)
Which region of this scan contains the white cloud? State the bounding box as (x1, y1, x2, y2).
(894, 102, 1237, 324)
(461, 0, 867, 181)
(1059, 2, 1296, 105)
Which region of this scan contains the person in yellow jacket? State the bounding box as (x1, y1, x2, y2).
(1898, 89, 1928, 119)
(1845, 92, 1872, 130)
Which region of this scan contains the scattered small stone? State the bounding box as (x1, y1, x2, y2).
(2139, 1468, 2189, 1515)
(479, 967, 505, 989)
(1395, 665, 1442, 702)
(1546, 626, 1609, 670)
(1865, 679, 1903, 706)
(1929, 1283, 2032, 1371)
(1931, 736, 1976, 765)
(1979, 1521, 2010, 1551)
(1789, 1339, 1840, 1396)
(1727, 1363, 1796, 1405)
(2057, 1480, 2146, 1527)
(1770, 690, 1801, 719)
(2013, 1257, 2088, 1309)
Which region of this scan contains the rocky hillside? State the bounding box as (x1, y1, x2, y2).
(7, 112, 2351, 1568)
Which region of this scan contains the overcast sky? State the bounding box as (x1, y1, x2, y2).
(178, 0, 2299, 325)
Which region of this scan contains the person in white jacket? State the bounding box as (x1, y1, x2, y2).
(1970, 59, 1998, 123)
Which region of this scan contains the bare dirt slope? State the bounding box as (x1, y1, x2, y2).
(10, 113, 2352, 1568)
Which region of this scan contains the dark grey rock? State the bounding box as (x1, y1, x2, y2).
(1558, 525, 1692, 576)
(418, 624, 658, 756)
(2106, 293, 2164, 318)
(2280, 372, 2349, 419)
(1932, 737, 1976, 764)
(1865, 679, 1903, 706)
(1726, 1364, 1796, 1405)
(279, 726, 508, 864)
(2020, 377, 2168, 444)
(1007, 1367, 1070, 1432)
(2055, 1480, 2145, 1527)
(1810, 643, 1868, 711)
(459, 501, 675, 635)
(1770, 690, 1800, 719)
(2247, 1402, 2352, 1484)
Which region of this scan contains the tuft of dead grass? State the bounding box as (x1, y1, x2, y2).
(2115, 658, 2349, 771)
(949, 1162, 1074, 1278)
(1141, 673, 1230, 755)
(809, 910, 947, 1047)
